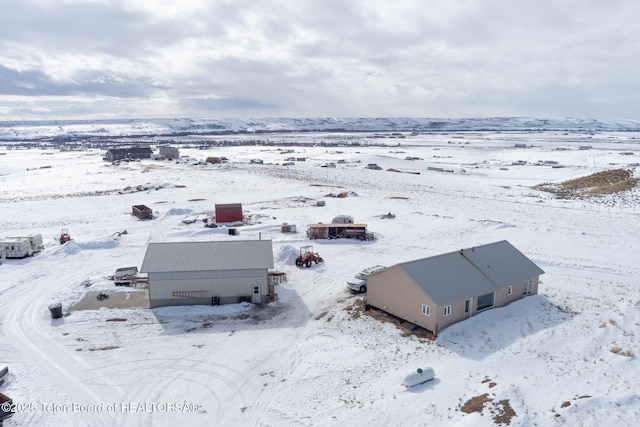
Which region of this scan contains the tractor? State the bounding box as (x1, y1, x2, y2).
(59, 229, 71, 244)
(295, 245, 324, 268)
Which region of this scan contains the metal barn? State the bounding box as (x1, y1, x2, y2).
(140, 240, 274, 308)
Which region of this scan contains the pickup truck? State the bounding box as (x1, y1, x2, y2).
(347, 265, 386, 293)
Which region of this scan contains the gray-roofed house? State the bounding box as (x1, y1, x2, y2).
(140, 240, 274, 308)
(366, 240, 544, 336)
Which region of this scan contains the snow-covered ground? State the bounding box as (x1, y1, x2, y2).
(1, 129, 639, 426)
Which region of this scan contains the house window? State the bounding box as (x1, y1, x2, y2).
(508, 286, 512, 295)
(443, 305, 452, 317)
(522, 279, 534, 296)
(477, 292, 495, 311)
(421, 304, 430, 316)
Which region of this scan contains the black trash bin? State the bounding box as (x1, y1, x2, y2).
(48, 302, 63, 319)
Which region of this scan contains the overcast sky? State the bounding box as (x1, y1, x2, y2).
(1, 0, 639, 121)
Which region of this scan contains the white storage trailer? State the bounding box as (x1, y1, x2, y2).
(5, 234, 44, 252)
(1, 238, 33, 258)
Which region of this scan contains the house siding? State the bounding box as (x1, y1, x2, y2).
(437, 297, 476, 332)
(367, 266, 438, 333)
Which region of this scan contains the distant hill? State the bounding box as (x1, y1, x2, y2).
(1, 117, 640, 141)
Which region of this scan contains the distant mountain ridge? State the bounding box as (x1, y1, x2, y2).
(1, 117, 640, 141)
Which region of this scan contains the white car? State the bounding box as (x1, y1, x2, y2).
(347, 265, 386, 293)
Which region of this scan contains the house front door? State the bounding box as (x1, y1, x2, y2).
(251, 285, 261, 304)
(464, 298, 472, 319)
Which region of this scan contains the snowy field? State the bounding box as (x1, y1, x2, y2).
(1, 129, 639, 426)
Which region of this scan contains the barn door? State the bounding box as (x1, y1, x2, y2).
(251, 285, 261, 304)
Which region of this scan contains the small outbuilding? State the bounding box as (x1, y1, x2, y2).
(140, 239, 275, 308)
(366, 240, 544, 336)
(215, 203, 243, 223)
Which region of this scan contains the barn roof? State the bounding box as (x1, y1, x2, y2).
(394, 240, 544, 305)
(215, 203, 243, 210)
(140, 240, 274, 273)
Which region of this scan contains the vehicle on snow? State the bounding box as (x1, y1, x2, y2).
(347, 265, 386, 293)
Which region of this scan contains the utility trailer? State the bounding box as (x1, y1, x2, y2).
(114, 266, 138, 279)
(5, 234, 44, 252)
(132, 204, 153, 220)
(306, 223, 371, 241)
(0, 237, 33, 258)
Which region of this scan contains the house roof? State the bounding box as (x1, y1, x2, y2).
(459, 240, 545, 286)
(400, 252, 497, 306)
(158, 146, 179, 152)
(140, 240, 274, 273)
(393, 240, 544, 305)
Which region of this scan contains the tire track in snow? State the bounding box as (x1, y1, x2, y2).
(1, 254, 125, 425)
(95, 357, 248, 425)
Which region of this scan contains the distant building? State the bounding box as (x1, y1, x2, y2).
(367, 240, 544, 336)
(158, 146, 179, 159)
(104, 147, 153, 162)
(140, 240, 275, 308)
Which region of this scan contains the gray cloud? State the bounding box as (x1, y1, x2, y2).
(0, 0, 639, 120)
